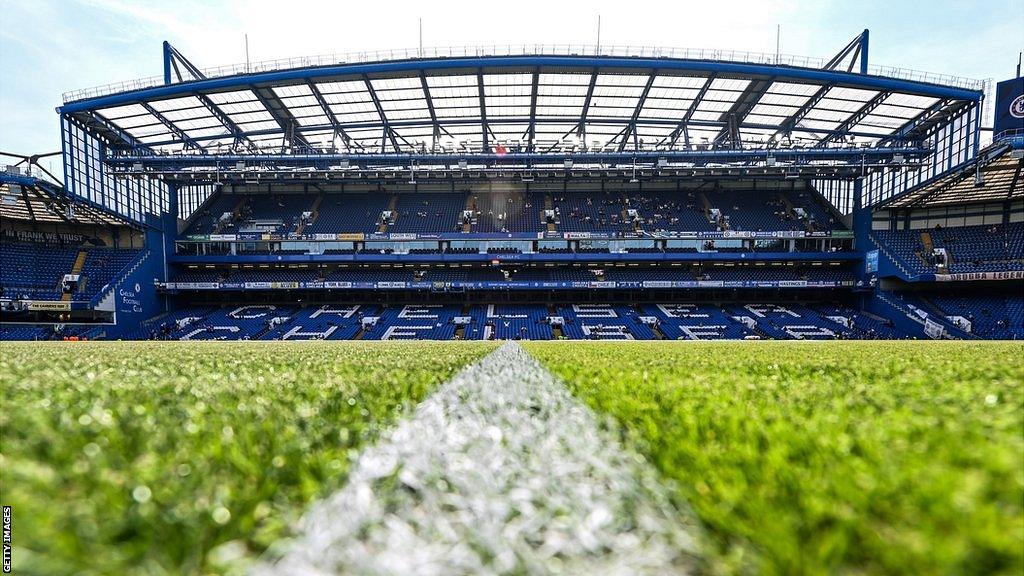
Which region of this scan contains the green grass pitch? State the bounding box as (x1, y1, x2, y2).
(1, 340, 1022, 575)
(0, 341, 497, 574)
(525, 341, 1024, 575)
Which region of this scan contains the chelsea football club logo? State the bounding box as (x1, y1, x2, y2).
(1010, 94, 1024, 119)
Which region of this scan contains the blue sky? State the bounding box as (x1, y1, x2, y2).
(1, 0, 1021, 174)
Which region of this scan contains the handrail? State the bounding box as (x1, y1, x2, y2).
(62, 44, 986, 103)
(90, 249, 150, 308)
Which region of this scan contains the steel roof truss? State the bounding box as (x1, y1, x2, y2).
(362, 75, 401, 153)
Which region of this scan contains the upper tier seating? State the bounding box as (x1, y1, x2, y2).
(184, 195, 241, 235)
(470, 192, 547, 233)
(1, 241, 79, 300)
(308, 194, 392, 234)
(551, 192, 631, 232)
(0, 242, 140, 301)
(875, 223, 1024, 276)
(389, 193, 466, 233)
(77, 248, 141, 298)
(178, 187, 843, 237)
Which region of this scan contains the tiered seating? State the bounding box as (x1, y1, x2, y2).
(467, 304, 553, 340)
(308, 194, 392, 234)
(0, 325, 50, 340)
(325, 268, 413, 283)
(0, 241, 79, 300)
(362, 304, 462, 340)
(726, 303, 846, 340)
(552, 192, 629, 232)
(261, 304, 366, 340)
(390, 193, 466, 233)
(0, 240, 134, 297)
(555, 304, 653, 339)
(714, 190, 803, 232)
(623, 191, 711, 232)
(176, 188, 844, 237)
(424, 268, 506, 282)
(173, 270, 227, 283)
(228, 270, 319, 283)
(643, 303, 753, 340)
(168, 305, 295, 340)
(184, 194, 240, 235)
(875, 223, 1024, 275)
(119, 306, 219, 340)
(926, 294, 1024, 339)
(470, 192, 545, 233)
(240, 195, 313, 234)
(932, 223, 1024, 272)
(77, 248, 141, 298)
(510, 268, 596, 282)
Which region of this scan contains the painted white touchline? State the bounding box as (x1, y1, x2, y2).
(253, 342, 700, 575)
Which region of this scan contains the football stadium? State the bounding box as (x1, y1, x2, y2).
(1, 3, 1022, 574)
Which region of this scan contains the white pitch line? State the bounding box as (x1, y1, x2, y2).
(254, 342, 700, 575)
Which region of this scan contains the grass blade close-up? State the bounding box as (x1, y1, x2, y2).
(0, 341, 496, 575)
(525, 341, 1024, 575)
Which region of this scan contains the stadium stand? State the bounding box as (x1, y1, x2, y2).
(3, 41, 1018, 341)
(874, 223, 1024, 276)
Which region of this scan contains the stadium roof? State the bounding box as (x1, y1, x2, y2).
(879, 132, 1024, 209)
(1, 165, 133, 227)
(58, 37, 984, 157)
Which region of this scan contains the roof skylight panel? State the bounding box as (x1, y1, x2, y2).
(278, 95, 320, 108)
(430, 85, 479, 98)
(538, 72, 592, 86)
(638, 105, 689, 120)
(205, 90, 259, 104)
(802, 108, 853, 123)
(825, 86, 877, 102)
(125, 124, 171, 139)
(371, 76, 422, 90)
(271, 84, 314, 98)
(175, 116, 225, 130)
(652, 75, 710, 89)
(218, 100, 268, 114)
(694, 99, 734, 113)
(426, 74, 477, 88)
(96, 103, 150, 120)
(709, 78, 751, 91)
(161, 106, 217, 122)
(294, 113, 331, 127)
(795, 119, 841, 132)
(148, 95, 206, 113)
(433, 104, 479, 119)
(108, 112, 161, 129)
(375, 87, 428, 102)
(182, 126, 233, 139)
(321, 90, 373, 105)
(484, 73, 532, 86)
(647, 86, 702, 100)
(688, 110, 724, 122)
(766, 81, 822, 97)
(815, 96, 870, 113)
(595, 73, 650, 87)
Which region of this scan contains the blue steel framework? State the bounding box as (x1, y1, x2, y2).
(57, 33, 983, 224)
(61, 115, 166, 226)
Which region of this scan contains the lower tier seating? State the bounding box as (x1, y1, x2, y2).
(101, 301, 926, 341)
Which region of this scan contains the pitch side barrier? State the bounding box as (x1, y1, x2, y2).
(161, 280, 855, 291)
(181, 230, 854, 242)
(928, 271, 1024, 282)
